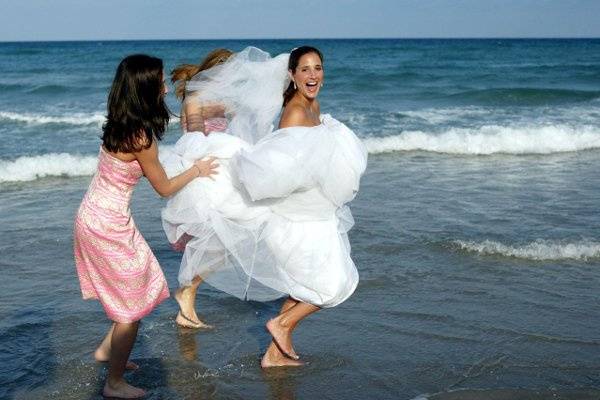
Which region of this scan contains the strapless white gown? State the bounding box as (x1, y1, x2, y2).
(233, 114, 368, 307)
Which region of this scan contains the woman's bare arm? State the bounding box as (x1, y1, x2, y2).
(135, 140, 218, 197)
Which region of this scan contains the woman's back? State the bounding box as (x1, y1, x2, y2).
(182, 95, 228, 134)
(82, 147, 143, 217)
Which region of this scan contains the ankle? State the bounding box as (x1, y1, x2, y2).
(94, 346, 109, 360)
(277, 315, 294, 329)
(265, 344, 283, 360)
(106, 376, 125, 388)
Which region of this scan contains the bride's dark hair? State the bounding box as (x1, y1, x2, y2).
(283, 46, 324, 107)
(101, 54, 169, 153)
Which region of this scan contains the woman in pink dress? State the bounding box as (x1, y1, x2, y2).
(73, 54, 218, 399)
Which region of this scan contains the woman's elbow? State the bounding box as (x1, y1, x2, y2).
(154, 185, 173, 198)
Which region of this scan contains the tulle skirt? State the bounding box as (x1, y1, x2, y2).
(230, 115, 367, 307)
(257, 212, 359, 307)
(162, 132, 282, 301)
(162, 114, 367, 308)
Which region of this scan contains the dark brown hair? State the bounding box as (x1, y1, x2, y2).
(171, 48, 234, 100)
(101, 54, 169, 153)
(283, 46, 324, 106)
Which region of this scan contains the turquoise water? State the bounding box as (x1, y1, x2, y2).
(1, 39, 600, 399)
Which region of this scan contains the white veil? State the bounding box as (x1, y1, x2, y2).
(186, 47, 290, 144)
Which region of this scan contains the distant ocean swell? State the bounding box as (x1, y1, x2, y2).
(454, 239, 600, 261)
(364, 124, 600, 155)
(443, 87, 600, 106)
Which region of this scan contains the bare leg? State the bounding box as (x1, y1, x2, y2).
(174, 276, 212, 329)
(268, 297, 298, 357)
(102, 321, 145, 399)
(266, 300, 319, 361)
(280, 297, 298, 313)
(94, 323, 138, 370)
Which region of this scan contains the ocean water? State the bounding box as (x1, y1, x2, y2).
(1, 39, 600, 399)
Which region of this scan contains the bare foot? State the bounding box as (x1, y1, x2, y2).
(176, 311, 213, 330)
(266, 318, 299, 360)
(102, 379, 145, 398)
(174, 288, 212, 328)
(94, 348, 139, 371)
(261, 344, 305, 368)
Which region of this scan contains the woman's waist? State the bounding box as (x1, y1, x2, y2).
(80, 186, 132, 215)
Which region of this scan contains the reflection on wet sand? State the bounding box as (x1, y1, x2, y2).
(177, 328, 199, 362)
(263, 367, 297, 400)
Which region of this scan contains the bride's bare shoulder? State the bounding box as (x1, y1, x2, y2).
(279, 104, 310, 129)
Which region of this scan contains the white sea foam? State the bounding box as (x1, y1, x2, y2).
(0, 146, 176, 183)
(364, 124, 600, 155)
(0, 153, 98, 182)
(454, 239, 600, 261)
(401, 107, 494, 124)
(0, 111, 104, 126)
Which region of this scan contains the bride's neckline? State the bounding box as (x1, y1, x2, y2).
(278, 113, 330, 130)
(279, 122, 322, 129)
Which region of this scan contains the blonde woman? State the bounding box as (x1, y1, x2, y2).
(163, 48, 277, 329)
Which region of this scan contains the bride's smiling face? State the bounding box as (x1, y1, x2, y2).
(291, 52, 324, 100)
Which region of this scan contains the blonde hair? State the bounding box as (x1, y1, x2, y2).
(171, 48, 234, 99)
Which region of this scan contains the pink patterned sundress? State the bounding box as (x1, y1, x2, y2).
(74, 146, 169, 323)
(203, 117, 228, 134)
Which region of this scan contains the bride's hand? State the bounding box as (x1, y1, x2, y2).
(193, 157, 219, 179)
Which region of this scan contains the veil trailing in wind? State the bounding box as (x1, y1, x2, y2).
(160, 47, 292, 301)
(186, 46, 291, 144)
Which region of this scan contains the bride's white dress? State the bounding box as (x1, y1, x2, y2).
(161, 131, 282, 301)
(161, 47, 368, 307)
(233, 114, 367, 307)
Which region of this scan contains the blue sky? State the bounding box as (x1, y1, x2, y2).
(1, 0, 599, 41)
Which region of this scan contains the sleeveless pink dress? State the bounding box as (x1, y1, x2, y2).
(203, 117, 228, 134)
(74, 147, 169, 323)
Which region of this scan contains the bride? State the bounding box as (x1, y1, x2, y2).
(231, 46, 368, 367)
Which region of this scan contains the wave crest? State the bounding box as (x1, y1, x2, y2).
(0, 146, 175, 183)
(454, 239, 600, 261)
(0, 153, 98, 183)
(364, 124, 600, 155)
(0, 111, 104, 126)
